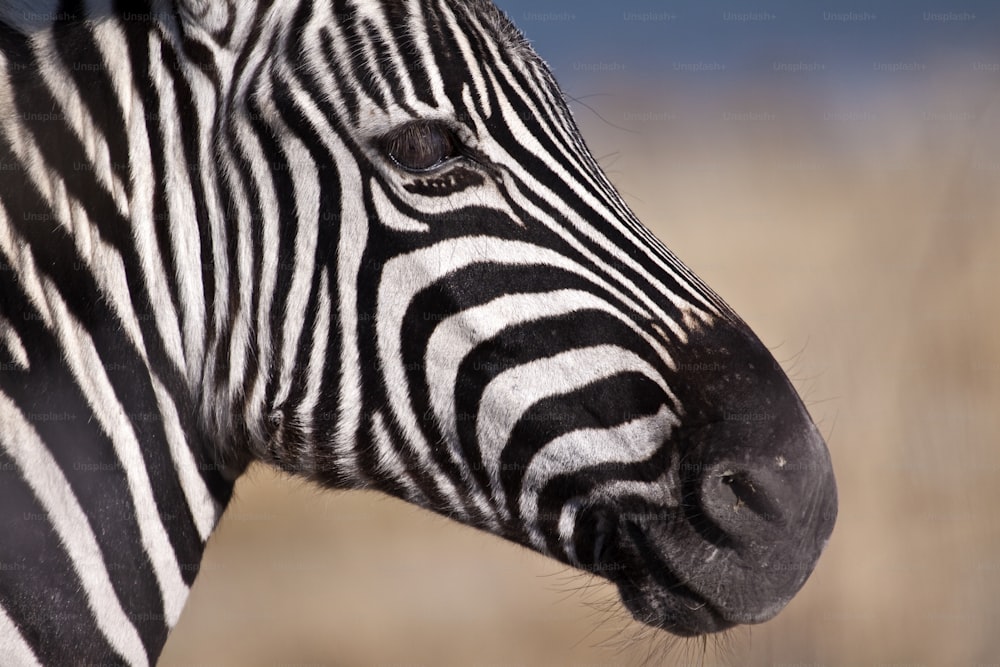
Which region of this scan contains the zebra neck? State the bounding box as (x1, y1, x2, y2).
(0, 7, 247, 659)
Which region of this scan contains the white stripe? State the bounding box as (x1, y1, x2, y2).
(453, 13, 605, 200)
(558, 478, 677, 565)
(0, 200, 52, 332)
(114, 33, 189, 377)
(156, 25, 234, 363)
(437, 2, 492, 118)
(520, 405, 679, 552)
(370, 410, 426, 503)
(485, 66, 711, 332)
(218, 140, 253, 423)
(31, 29, 130, 215)
(478, 346, 676, 508)
(557, 498, 585, 564)
(307, 5, 353, 111)
(0, 392, 147, 666)
(363, 4, 420, 104)
(236, 83, 280, 437)
(148, 32, 208, 381)
(333, 159, 366, 481)
(466, 33, 718, 326)
(271, 75, 321, 414)
(227, 45, 365, 478)
(348, 5, 395, 107)
(304, 3, 448, 135)
(370, 179, 429, 233)
(377, 239, 648, 509)
(425, 288, 677, 472)
(408, 0, 449, 108)
(296, 266, 332, 470)
(40, 279, 189, 627)
(0, 603, 42, 667)
(0, 205, 29, 370)
(89, 6, 136, 209)
(379, 239, 655, 474)
(149, 375, 219, 542)
(0, 56, 150, 365)
(0, 313, 28, 371)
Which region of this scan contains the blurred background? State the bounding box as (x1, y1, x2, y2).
(161, 1, 1000, 665)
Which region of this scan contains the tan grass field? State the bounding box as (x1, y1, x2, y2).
(160, 72, 1000, 665)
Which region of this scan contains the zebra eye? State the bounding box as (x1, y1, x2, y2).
(382, 121, 460, 172)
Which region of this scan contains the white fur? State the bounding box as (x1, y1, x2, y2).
(0, 602, 41, 666)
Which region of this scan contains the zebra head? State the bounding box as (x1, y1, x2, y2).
(0, 0, 839, 660)
(198, 0, 838, 639)
(190, 0, 839, 637)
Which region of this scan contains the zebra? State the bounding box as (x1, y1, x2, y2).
(0, 0, 837, 664)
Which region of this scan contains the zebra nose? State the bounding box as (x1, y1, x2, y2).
(699, 464, 789, 541)
(693, 417, 836, 551)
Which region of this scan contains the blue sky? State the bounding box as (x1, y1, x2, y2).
(492, 0, 1000, 89)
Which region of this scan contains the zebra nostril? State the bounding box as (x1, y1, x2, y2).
(574, 505, 619, 570)
(700, 466, 786, 540)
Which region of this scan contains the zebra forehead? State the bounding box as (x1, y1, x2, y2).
(444, 0, 535, 58)
(274, 0, 560, 135)
(340, 0, 540, 69)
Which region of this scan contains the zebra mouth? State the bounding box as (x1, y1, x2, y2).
(609, 521, 736, 636)
(593, 418, 836, 637)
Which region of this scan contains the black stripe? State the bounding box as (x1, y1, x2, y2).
(0, 449, 128, 664)
(458, 11, 611, 197)
(398, 263, 649, 508)
(360, 18, 415, 116)
(535, 436, 677, 561)
(320, 28, 361, 127)
(433, 13, 693, 311)
(119, 13, 234, 497)
(387, 2, 437, 108)
(477, 64, 722, 318)
(278, 53, 439, 495)
(0, 17, 31, 73)
(271, 64, 349, 476)
(0, 113, 204, 572)
(257, 67, 301, 416)
(176, 22, 223, 92)
(312, 269, 346, 482)
(336, 2, 388, 112)
(54, 0, 133, 192)
(209, 140, 245, 404)
(115, 3, 186, 336)
(226, 0, 273, 103)
(208, 3, 276, 428)
(452, 309, 672, 503)
(501, 372, 669, 526)
(475, 84, 699, 324)
(354, 238, 453, 510)
(8, 32, 192, 416)
(142, 15, 221, 356)
(0, 253, 168, 655)
(223, 65, 269, 416)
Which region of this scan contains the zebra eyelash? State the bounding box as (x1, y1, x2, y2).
(378, 120, 470, 174)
